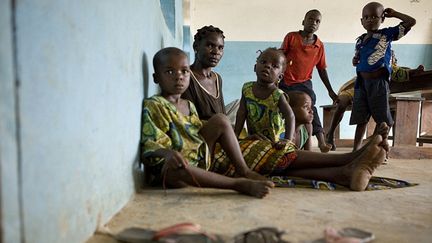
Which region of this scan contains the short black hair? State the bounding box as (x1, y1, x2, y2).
(256, 47, 287, 70)
(304, 9, 321, 18)
(363, 2, 384, 13)
(193, 25, 225, 49)
(287, 91, 310, 107)
(152, 47, 187, 72)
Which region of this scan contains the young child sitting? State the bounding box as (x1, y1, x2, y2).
(234, 47, 295, 149)
(141, 47, 274, 198)
(225, 50, 389, 191)
(144, 48, 389, 192)
(350, 2, 416, 151)
(286, 91, 314, 150)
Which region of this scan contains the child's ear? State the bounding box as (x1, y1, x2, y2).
(279, 74, 284, 81)
(153, 73, 159, 84)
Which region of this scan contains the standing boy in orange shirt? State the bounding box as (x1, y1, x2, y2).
(279, 9, 337, 153)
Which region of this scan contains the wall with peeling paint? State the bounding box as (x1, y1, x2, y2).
(1, 0, 183, 242)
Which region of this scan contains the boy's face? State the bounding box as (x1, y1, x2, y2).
(293, 94, 314, 124)
(154, 54, 190, 96)
(302, 12, 321, 34)
(255, 50, 284, 84)
(194, 32, 224, 68)
(361, 5, 384, 31)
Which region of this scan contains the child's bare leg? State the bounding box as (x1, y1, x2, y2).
(162, 165, 273, 198)
(409, 65, 425, 77)
(326, 95, 352, 151)
(353, 122, 368, 151)
(200, 114, 268, 181)
(285, 133, 386, 191)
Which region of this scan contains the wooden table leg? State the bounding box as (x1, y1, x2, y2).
(393, 99, 421, 146)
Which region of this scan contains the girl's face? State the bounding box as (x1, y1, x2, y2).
(293, 94, 314, 124)
(255, 50, 284, 84)
(194, 32, 224, 68)
(154, 54, 190, 96)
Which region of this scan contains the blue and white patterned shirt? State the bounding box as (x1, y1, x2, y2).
(355, 23, 407, 76)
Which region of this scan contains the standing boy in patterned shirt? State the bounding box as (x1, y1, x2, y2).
(350, 2, 416, 151)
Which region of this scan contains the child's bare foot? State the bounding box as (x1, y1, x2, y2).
(411, 65, 425, 77)
(234, 178, 274, 198)
(348, 134, 386, 191)
(244, 169, 269, 181)
(326, 134, 336, 151)
(319, 143, 332, 153)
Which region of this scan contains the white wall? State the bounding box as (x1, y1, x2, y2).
(191, 0, 432, 44)
(1, 0, 183, 242)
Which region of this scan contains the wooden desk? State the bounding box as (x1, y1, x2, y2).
(322, 71, 432, 158)
(390, 70, 432, 95)
(321, 97, 423, 147)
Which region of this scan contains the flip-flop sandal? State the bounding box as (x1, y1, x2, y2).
(306, 227, 374, 243)
(112, 222, 225, 243)
(234, 227, 289, 243)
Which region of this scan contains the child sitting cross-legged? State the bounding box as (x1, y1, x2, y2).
(140, 47, 274, 198)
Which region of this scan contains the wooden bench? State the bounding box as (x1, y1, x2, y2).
(322, 70, 432, 159)
(418, 99, 432, 146)
(321, 96, 424, 148)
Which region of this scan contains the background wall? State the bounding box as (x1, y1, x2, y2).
(190, 0, 432, 138)
(0, 0, 183, 242)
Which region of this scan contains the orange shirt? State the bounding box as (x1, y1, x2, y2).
(280, 31, 327, 86)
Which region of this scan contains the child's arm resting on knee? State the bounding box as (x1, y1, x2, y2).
(149, 149, 189, 170)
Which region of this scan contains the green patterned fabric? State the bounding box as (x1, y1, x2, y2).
(270, 176, 418, 190)
(391, 64, 410, 82)
(141, 95, 210, 170)
(243, 82, 285, 142)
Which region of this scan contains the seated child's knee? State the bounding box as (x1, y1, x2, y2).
(209, 113, 231, 128)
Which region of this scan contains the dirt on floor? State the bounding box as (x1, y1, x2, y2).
(87, 153, 432, 243)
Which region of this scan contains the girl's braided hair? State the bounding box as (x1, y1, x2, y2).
(256, 47, 287, 70)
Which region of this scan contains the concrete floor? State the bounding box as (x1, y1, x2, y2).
(87, 149, 432, 243)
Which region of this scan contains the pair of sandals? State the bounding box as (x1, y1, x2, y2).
(110, 223, 287, 243)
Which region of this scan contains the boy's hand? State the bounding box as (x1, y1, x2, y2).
(164, 150, 188, 170)
(352, 55, 360, 66)
(383, 8, 397, 18)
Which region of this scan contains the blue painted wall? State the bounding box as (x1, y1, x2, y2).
(215, 41, 432, 138)
(1, 0, 183, 242)
(0, 1, 21, 243)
